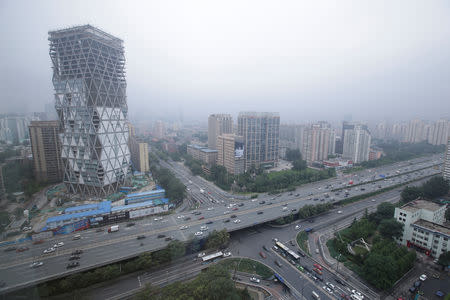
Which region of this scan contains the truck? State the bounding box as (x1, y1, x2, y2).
(108, 225, 119, 233)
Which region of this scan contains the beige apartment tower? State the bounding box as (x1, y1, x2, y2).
(29, 121, 63, 183)
(217, 134, 245, 175)
(208, 114, 233, 150)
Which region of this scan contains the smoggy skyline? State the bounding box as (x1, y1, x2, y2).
(1, 0, 450, 123)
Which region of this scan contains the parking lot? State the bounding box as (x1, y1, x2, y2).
(388, 253, 449, 300)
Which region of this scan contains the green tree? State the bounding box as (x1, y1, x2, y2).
(401, 186, 423, 203)
(286, 149, 302, 162)
(166, 240, 186, 260)
(378, 218, 404, 239)
(369, 202, 395, 224)
(362, 254, 397, 290)
(437, 251, 450, 267)
(205, 229, 230, 249)
(422, 176, 449, 199)
(13, 207, 24, 218)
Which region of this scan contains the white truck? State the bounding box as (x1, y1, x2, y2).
(108, 225, 119, 233)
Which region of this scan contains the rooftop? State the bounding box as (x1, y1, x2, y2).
(126, 189, 165, 198)
(413, 219, 450, 236)
(400, 199, 444, 213)
(111, 198, 169, 212)
(200, 148, 218, 153)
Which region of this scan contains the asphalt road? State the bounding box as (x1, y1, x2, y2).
(0, 154, 443, 294)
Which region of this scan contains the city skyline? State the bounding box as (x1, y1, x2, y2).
(1, 1, 450, 123)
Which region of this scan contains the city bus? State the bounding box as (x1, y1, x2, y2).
(201, 251, 223, 263)
(275, 241, 300, 261)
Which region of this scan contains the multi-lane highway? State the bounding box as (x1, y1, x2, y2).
(0, 154, 443, 294)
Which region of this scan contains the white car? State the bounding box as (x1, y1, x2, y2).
(295, 225, 301, 230)
(337, 210, 343, 214)
(251, 198, 258, 202)
(419, 274, 427, 281)
(179, 225, 188, 230)
(194, 231, 203, 236)
(53, 242, 64, 248)
(154, 217, 163, 221)
(250, 277, 260, 283)
(223, 211, 230, 214)
(197, 252, 206, 258)
(282, 207, 288, 211)
(323, 286, 333, 294)
(326, 282, 335, 290)
(177, 215, 185, 219)
(223, 251, 231, 257)
(200, 226, 208, 231)
(351, 290, 364, 298)
(207, 207, 214, 211)
(30, 261, 44, 268)
(233, 219, 241, 224)
(43, 247, 55, 254)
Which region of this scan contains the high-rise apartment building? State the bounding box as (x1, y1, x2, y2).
(49, 25, 131, 196)
(237, 112, 280, 170)
(444, 136, 450, 181)
(404, 119, 426, 143)
(29, 121, 64, 183)
(428, 119, 449, 146)
(342, 125, 371, 163)
(208, 114, 233, 150)
(301, 123, 335, 165)
(216, 134, 245, 175)
(338, 121, 368, 154)
(128, 123, 149, 173)
(153, 120, 166, 139)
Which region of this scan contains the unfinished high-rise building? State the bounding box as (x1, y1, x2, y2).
(49, 25, 131, 196)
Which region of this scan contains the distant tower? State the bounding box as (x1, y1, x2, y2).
(444, 136, 450, 181)
(208, 114, 233, 150)
(49, 25, 131, 196)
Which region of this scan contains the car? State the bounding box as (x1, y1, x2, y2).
(72, 250, 83, 255)
(194, 212, 202, 215)
(206, 221, 213, 224)
(165, 236, 172, 241)
(313, 263, 322, 270)
(73, 234, 81, 240)
(126, 222, 135, 227)
(297, 250, 306, 257)
(409, 286, 416, 293)
(223, 219, 230, 223)
(275, 260, 282, 267)
(207, 207, 214, 211)
(414, 281, 421, 288)
(200, 226, 208, 231)
(180, 225, 188, 230)
(43, 247, 55, 254)
(295, 225, 301, 230)
(67, 262, 79, 269)
(223, 211, 230, 215)
(177, 215, 185, 219)
(259, 201, 266, 204)
(33, 240, 44, 245)
(250, 277, 260, 283)
(198, 216, 205, 220)
(194, 232, 203, 236)
(198, 252, 206, 258)
(223, 252, 231, 257)
(289, 240, 295, 246)
(351, 290, 363, 298)
(69, 256, 80, 260)
(323, 286, 333, 294)
(337, 210, 343, 214)
(273, 245, 279, 251)
(22, 226, 32, 232)
(184, 217, 191, 221)
(30, 262, 44, 268)
(238, 203, 244, 207)
(334, 278, 344, 285)
(326, 282, 335, 290)
(96, 228, 104, 232)
(371, 199, 376, 202)
(257, 211, 263, 215)
(157, 234, 166, 238)
(16, 246, 29, 252)
(432, 273, 440, 279)
(137, 235, 146, 240)
(259, 251, 266, 259)
(4, 247, 17, 252)
(436, 291, 445, 297)
(282, 207, 288, 211)
(233, 219, 241, 224)
(313, 268, 322, 275)
(262, 245, 269, 251)
(230, 214, 237, 218)
(272, 238, 278, 242)
(266, 202, 273, 205)
(419, 274, 427, 281)
(291, 208, 297, 212)
(295, 193, 300, 197)
(290, 259, 296, 265)
(53, 242, 64, 248)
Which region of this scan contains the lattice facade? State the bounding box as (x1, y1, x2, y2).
(49, 25, 131, 197)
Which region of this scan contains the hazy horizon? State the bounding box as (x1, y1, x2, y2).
(1, 0, 450, 123)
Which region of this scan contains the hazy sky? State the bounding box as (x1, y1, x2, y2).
(1, 0, 449, 123)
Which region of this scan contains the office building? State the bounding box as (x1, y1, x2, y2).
(208, 114, 233, 150)
(444, 136, 450, 181)
(187, 144, 218, 165)
(29, 121, 64, 183)
(238, 112, 280, 170)
(342, 125, 371, 163)
(216, 134, 245, 175)
(428, 119, 449, 146)
(301, 123, 335, 165)
(394, 200, 449, 258)
(49, 25, 131, 196)
(128, 123, 149, 173)
(153, 120, 166, 139)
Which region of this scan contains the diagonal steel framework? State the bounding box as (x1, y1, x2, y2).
(49, 25, 131, 197)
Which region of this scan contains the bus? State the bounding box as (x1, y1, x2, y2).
(275, 241, 300, 261)
(201, 251, 223, 263)
(312, 291, 320, 299)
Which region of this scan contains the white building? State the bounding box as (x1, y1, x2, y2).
(301, 122, 335, 165)
(342, 125, 371, 163)
(428, 119, 450, 146)
(394, 200, 449, 258)
(444, 136, 450, 181)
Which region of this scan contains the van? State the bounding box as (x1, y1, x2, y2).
(73, 234, 81, 240)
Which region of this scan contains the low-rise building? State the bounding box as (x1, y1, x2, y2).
(187, 144, 218, 165)
(394, 199, 449, 258)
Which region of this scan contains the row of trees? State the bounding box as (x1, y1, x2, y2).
(401, 176, 449, 203)
(330, 202, 414, 290)
(134, 265, 251, 300)
(357, 141, 445, 169)
(149, 163, 186, 205)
